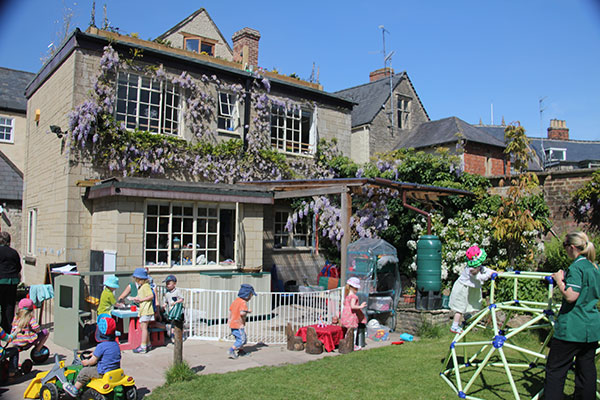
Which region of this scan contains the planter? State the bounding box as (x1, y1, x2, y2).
(402, 294, 416, 303)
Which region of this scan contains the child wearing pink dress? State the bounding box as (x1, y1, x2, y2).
(341, 277, 367, 350)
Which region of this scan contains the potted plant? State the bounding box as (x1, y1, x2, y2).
(402, 287, 416, 303)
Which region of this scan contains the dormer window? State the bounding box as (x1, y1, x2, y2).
(183, 35, 215, 56)
(545, 148, 566, 162)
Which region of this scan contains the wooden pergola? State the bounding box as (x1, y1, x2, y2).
(244, 178, 473, 283)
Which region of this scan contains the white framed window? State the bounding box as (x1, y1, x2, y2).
(545, 148, 566, 162)
(217, 92, 239, 133)
(397, 96, 411, 129)
(274, 211, 312, 249)
(27, 209, 37, 255)
(144, 202, 236, 267)
(270, 106, 315, 155)
(0, 117, 14, 143)
(116, 72, 181, 135)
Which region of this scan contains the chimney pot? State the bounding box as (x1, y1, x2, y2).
(232, 27, 261, 67)
(369, 67, 394, 82)
(548, 119, 569, 140)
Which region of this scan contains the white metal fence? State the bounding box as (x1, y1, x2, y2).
(156, 287, 344, 344)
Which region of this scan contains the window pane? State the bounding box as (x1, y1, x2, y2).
(185, 38, 199, 52)
(200, 42, 214, 56)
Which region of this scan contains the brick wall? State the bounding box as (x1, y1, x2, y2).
(463, 142, 506, 177)
(490, 168, 597, 237)
(232, 28, 260, 67)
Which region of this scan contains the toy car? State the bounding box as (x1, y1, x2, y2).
(23, 350, 137, 400)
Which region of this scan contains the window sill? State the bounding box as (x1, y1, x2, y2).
(272, 247, 315, 252)
(275, 149, 314, 159)
(146, 264, 239, 273)
(24, 256, 36, 265)
(217, 129, 241, 137)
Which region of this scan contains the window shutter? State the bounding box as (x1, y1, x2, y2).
(232, 95, 240, 131)
(309, 107, 318, 154)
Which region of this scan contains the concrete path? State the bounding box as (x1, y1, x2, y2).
(3, 330, 404, 399)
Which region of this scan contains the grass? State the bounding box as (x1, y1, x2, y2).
(147, 325, 598, 400)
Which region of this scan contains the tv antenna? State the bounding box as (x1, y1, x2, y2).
(539, 96, 547, 169)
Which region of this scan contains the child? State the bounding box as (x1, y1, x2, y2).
(9, 298, 48, 354)
(448, 245, 495, 334)
(131, 267, 154, 354)
(63, 316, 121, 397)
(227, 284, 255, 359)
(161, 275, 184, 339)
(97, 275, 119, 317)
(340, 277, 367, 351)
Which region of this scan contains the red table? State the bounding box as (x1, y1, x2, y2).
(296, 324, 344, 352)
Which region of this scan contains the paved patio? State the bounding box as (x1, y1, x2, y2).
(3, 329, 404, 399)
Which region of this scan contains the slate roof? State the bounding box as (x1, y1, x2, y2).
(335, 72, 428, 128)
(395, 116, 506, 150)
(0, 150, 23, 201)
(529, 138, 600, 169)
(0, 67, 35, 113)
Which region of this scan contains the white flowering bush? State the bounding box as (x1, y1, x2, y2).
(407, 210, 505, 285)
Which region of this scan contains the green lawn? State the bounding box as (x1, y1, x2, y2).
(147, 327, 595, 400)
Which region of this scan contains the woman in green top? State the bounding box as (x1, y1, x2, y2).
(544, 231, 600, 400)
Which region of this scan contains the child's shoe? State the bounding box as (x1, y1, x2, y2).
(63, 383, 79, 397)
(353, 345, 362, 351)
(450, 325, 463, 334)
(228, 348, 238, 359)
(133, 345, 148, 354)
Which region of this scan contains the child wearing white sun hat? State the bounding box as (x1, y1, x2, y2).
(341, 277, 367, 350)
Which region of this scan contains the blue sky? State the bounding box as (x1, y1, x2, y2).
(1, 0, 599, 141)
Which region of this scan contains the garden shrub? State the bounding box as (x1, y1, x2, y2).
(165, 361, 198, 385)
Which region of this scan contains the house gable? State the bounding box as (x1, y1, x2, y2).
(156, 8, 233, 60)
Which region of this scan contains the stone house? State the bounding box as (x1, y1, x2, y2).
(396, 116, 509, 177)
(335, 67, 430, 164)
(0, 67, 35, 249)
(22, 9, 353, 287)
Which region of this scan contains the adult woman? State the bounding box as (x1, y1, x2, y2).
(544, 231, 600, 400)
(0, 232, 21, 333)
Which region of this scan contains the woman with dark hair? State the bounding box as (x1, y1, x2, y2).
(0, 231, 21, 333)
(544, 231, 600, 399)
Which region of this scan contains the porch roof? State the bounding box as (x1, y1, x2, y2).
(84, 177, 274, 204)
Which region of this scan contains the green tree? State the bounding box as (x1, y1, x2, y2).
(569, 169, 600, 232)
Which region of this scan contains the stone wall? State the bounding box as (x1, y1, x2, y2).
(367, 78, 429, 158)
(1, 200, 22, 255)
(0, 110, 27, 172)
(395, 302, 453, 335)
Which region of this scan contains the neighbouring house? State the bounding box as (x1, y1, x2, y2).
(335, 67, 430, 164)
(395, 116, 509, 177)
(528, 119, 600, 171)
(0, 66, 35, 249)
(22, 9, 355, 288)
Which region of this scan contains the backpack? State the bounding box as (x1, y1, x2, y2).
(318, 262, 339, 279)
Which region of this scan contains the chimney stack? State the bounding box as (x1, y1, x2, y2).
(369, 67, 394, 82)
(232, 28, 261, 68)
(547, 119, 569, 140)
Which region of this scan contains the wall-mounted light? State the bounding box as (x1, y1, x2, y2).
(34, 109, 41, 123)
(49, 125, 64, 139)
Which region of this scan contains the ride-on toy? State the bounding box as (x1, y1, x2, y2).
(0, 329, 50, 382)
(23, 350, 137, 400)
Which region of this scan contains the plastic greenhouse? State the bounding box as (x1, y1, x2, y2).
(346, 238, 402, 330)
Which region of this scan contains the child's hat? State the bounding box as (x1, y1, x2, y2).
(466, 245, 487, 267)
(162, 274, 177, 283)
(104, 275, 119, 289)
(347, 277, 361, 289)
(238, 284, 256, 298)
(19, 298, 34, 310)
(133, 267, 149, 280)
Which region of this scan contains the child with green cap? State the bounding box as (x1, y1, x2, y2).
(448, 245, 496, 334)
